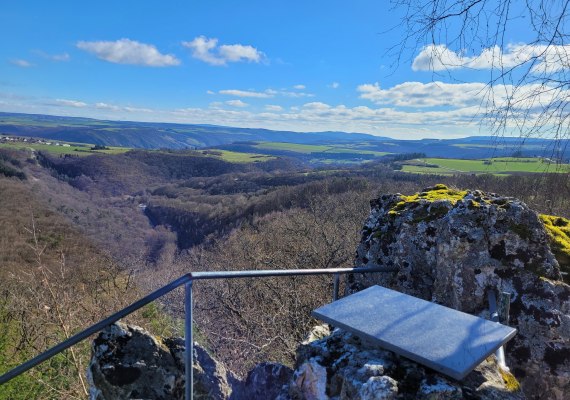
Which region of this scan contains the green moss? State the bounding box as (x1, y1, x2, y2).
(467, 200, 481, 209)
(539, 214, 570, 282)
(510, 223, 532, 240)
(388, 184, 468, 217)
(499, 367, 521, 392)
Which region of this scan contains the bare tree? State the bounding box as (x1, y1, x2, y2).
(392, 0, 570, 142)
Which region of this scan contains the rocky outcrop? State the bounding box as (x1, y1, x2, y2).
(288, 326, 524, 400)
(237, 362, 293, 400)
(89, 323, 524, 400)
(87, 322, 237, 399)
(352, 185, 570, 399)
(88, 185, 569, 399)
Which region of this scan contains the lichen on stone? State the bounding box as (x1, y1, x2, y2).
(388, 184, 468, 217)
(355, 187, 570, 399)
(540, 214, 570, 280)
(499, 367, 521, 392)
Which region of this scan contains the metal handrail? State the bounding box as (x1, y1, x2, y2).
(0, 265, 395, 399)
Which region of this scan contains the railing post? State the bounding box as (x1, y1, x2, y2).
(488, 290, 508, 370)
(185, 281, 194, 400)
(333, 273, 340, 301)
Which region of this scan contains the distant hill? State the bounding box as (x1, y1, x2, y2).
(0, 112, 388, 149)
(0, 112, 568, 162)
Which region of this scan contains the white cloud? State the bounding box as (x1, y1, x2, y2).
(330, 82, 340, 89)
(280, 90, 315, 98)
(207, 90, 215, 95)
(265, 105, 283, 111)
(182, 36, 264, 66)
(169, 101, 483, 139)
(225, 99, 249, 107)
(10, 59, 33, 68)
(95, 102, 120, 111)
(35, 51, 70, 62)
(217, 88, 314, 98)
(219, 89, 273, 98)
(293, 84, 306, 90)
(94, 102, 152, 113)
(219, 44, 262, 63)
(124, 106, 152, 113)
(55, 99, 87, 108)
(358, 81, 487, 107)
(357, 80, 570, 118)
(303, 102, 331, 110)
(413, 43, 570, 73)
(76, 39, 180, 67)
(50, 53, 70, 62)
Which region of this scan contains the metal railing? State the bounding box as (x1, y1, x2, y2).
(0, 265, 395, 399)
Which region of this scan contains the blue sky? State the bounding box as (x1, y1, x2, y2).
(0, 1, 551, 139)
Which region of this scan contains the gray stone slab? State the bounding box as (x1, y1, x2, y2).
(312, 285, 517, 380)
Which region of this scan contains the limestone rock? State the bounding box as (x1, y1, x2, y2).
(290, 358, 329, 400)
(289, 328, 525, 400)
(351, 185, 570, 399)
(239, 362, 293, 400)
(87, 322, 236, 400)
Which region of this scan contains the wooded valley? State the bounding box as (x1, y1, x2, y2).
(1, 145, 569, 398)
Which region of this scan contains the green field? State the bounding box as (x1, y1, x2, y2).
(0, 140, 130, 157)
(255, 142, 332, 153)
(200, 149, 275, 163)
(401, 157, 570, 175)
(254, 141, 390, 156)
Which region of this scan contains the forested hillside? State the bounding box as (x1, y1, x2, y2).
(1, 145, 569, 396)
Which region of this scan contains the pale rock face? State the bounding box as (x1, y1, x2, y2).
(291, 358, 329, 400)
(289, 328, 524, 400)
(351, 186, 570, 400)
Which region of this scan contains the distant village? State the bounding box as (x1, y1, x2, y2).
(0, 135, 75, 147)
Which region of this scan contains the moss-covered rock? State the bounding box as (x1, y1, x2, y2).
(540, 214, 570, 280)
(353, 186, 570, 400)
(388, 184, 468, 216)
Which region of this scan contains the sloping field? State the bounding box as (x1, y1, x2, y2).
(0, 140, 129, 156)
(254, 141, 389, 156)
(401, 157, 570, 175)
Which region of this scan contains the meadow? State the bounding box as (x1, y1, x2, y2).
(401, 157, 570, 175)
(254, 141, 390, 156)
(201, 149, 276, 163)
(0, 140, 130, 157)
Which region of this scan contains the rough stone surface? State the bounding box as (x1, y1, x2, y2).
(351, 185, 570, 400)
(87, 322, 237, 400)
(238, 362, 293, 400)
(288, 327, 525, 400)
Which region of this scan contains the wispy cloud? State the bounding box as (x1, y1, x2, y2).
(329, 82, 340, 89)
(293, 84, 306, 90)
(413, 43, 570, 73)
(219, 89, 273, 98)
(265, 105, 283, 111)
(217, 88, 314, 98)
(34, 50, 70, 62)
(280, 90, 315, 98)
(77, 38, 180, 67)
(55, 99, 87, 108)
(225, 99, 249, 107)
(358, 81, 487, 108)
(182, 36, 264, 66)
(95, 102, 120, 111)
(10, 59, 33, 68)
